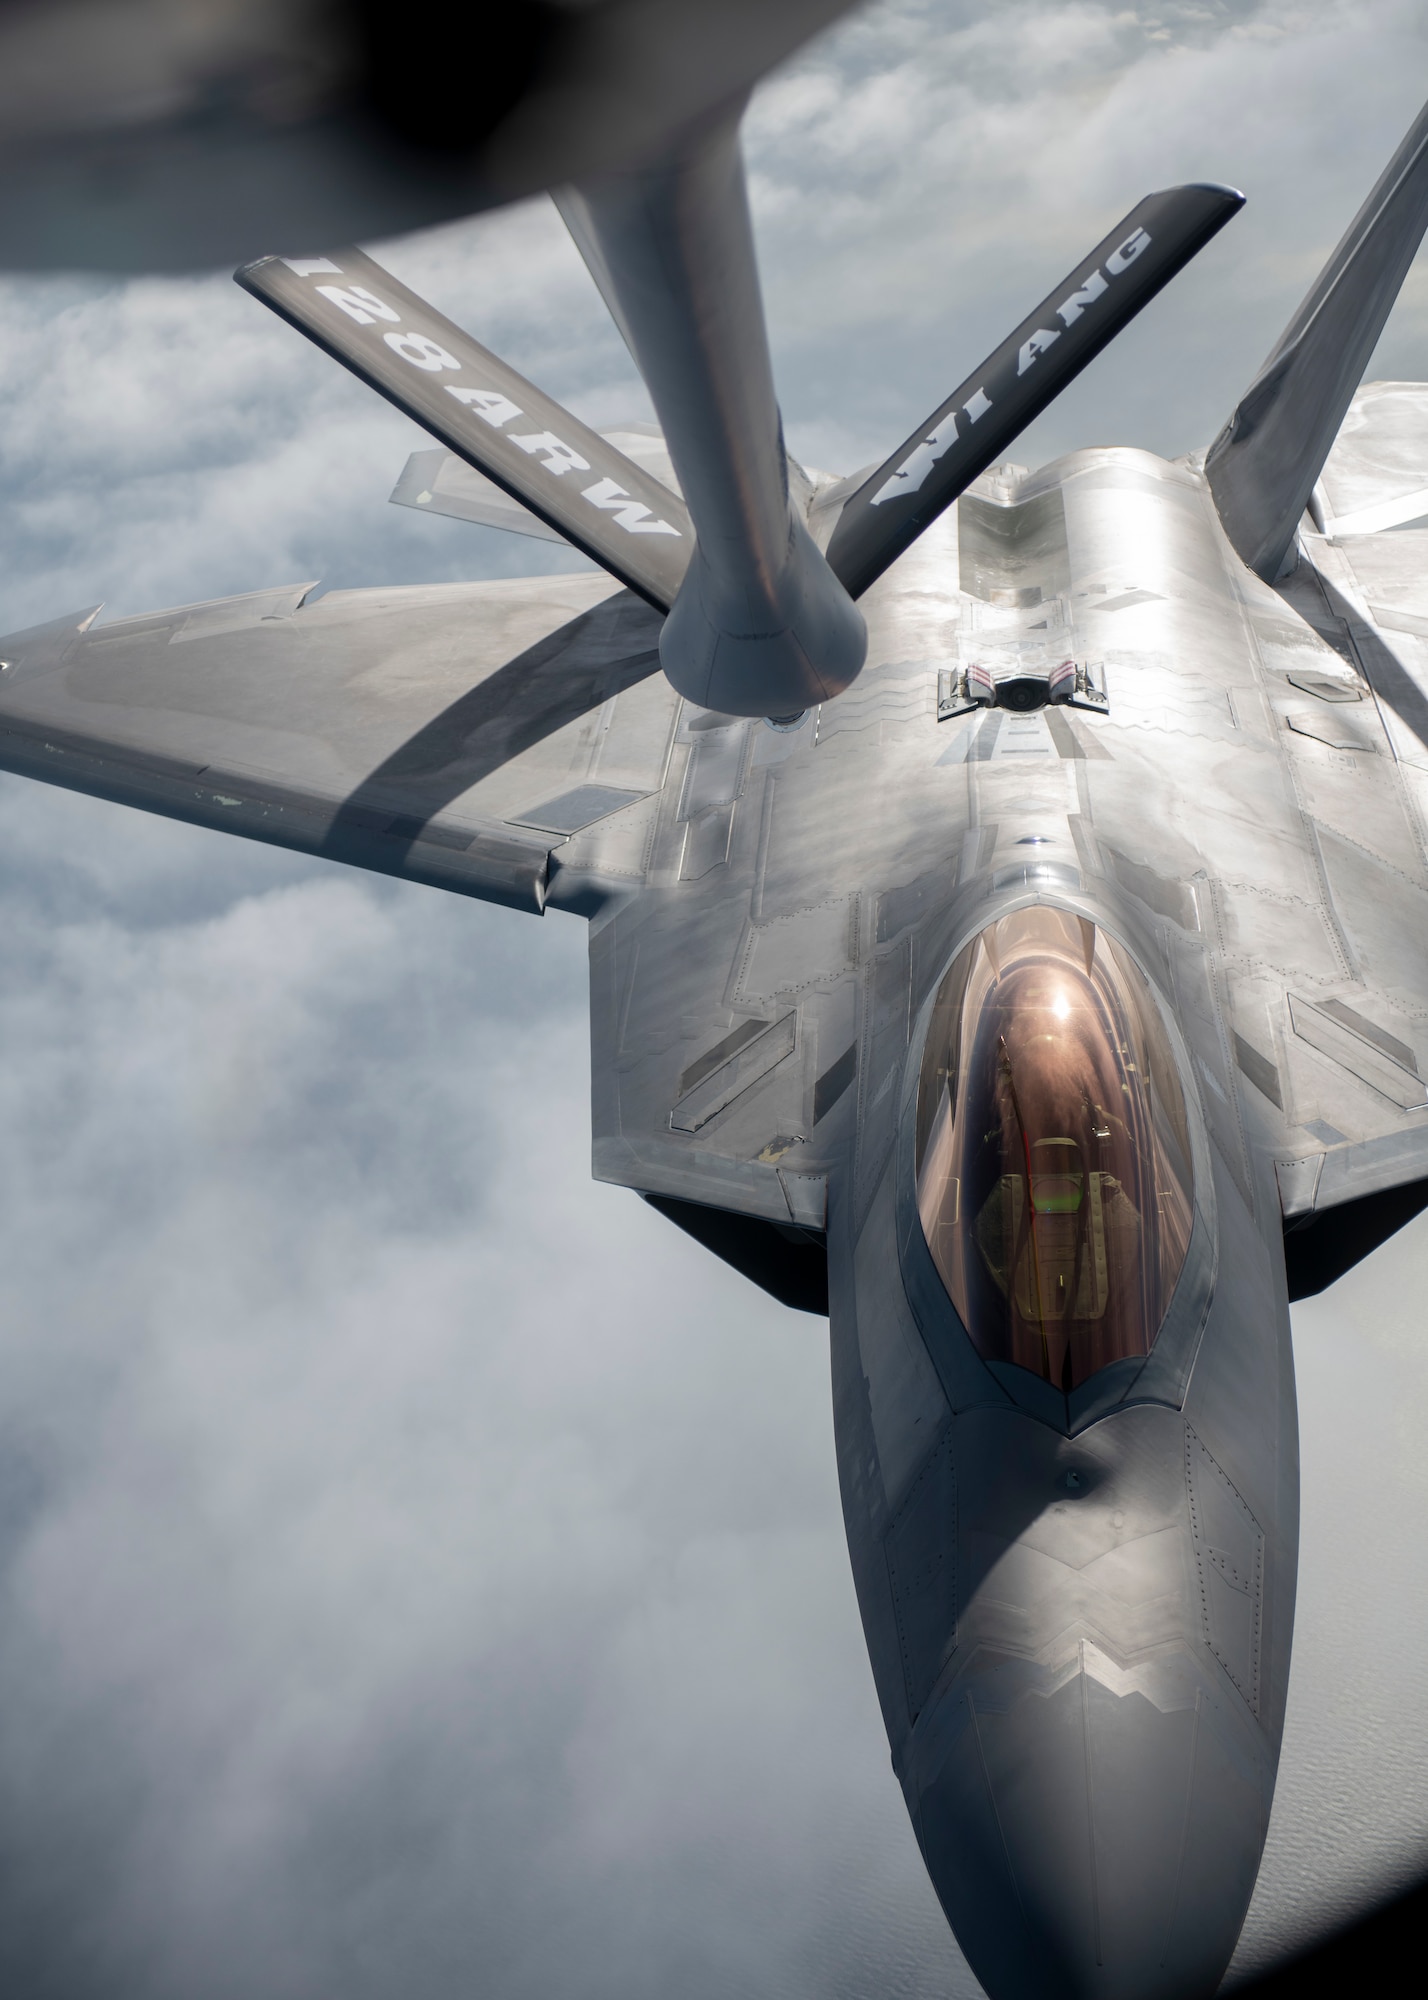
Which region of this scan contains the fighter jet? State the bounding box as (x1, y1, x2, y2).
(3, 67, 1428, 2000)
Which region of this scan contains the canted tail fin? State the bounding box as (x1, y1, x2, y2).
(1206, 97, 1428, 581)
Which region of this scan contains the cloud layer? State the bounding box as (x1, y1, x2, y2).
(0, 4, 1425, 1994)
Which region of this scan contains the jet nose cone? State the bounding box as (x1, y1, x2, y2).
(913, 1653, 1269, 2000)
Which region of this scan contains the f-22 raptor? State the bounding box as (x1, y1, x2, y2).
(4, 73, 1428, 2000)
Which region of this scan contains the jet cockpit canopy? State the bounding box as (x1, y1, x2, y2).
(915, 908, 1194, 1393)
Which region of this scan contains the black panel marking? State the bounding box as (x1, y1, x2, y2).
(1318, 998, 1418, 1073)
(814, 1041, 858, 1122)
(1234, 1032, 1283, 1108)
(677, 1017, 773, 1099)
(884, 1426, 958, 1723)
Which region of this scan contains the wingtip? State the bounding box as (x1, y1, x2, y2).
(0, 603, 104, 682)
(0, 601, 104, 642)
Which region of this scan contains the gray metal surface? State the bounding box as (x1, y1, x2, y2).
(1313, 379, 1428, 534)
(1206, 98, 1428, 580)
(390, 449, 571, 544)
(0, 573, 667, 914)
(558, 114, 867, 716)
(239, 250, 692, 609)
(391, 425, 683, 545)
(825, 184, 1244, 600)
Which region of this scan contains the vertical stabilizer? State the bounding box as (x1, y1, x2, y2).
(1207, 97, 1428, 580)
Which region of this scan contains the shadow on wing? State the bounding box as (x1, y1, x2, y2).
(320, 587, 663, 863)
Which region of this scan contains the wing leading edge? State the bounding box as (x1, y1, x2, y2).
(0, 576, 672, 916)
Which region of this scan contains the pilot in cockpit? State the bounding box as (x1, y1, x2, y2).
(916, 908, 1193, 1392)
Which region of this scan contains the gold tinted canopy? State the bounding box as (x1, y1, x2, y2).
(915, 909, 1194, 1393)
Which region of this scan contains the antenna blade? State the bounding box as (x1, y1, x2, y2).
(1207, 98, 1428, 582)
(825, 184, 1244, 599)
(236, 250, 692, 612)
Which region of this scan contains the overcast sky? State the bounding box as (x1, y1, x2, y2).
(0, 3, 1426, 1995)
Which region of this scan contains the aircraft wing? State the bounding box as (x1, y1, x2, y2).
(0, 574, 675, 916)
(1312, 379, 1428, 535)
(1207, 102, 1428, 580)
(1236, 497, 1428, 1291)
(0, 552, 836, 1295)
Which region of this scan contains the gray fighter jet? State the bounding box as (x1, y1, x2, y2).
(4, 73, 1428, 2000)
